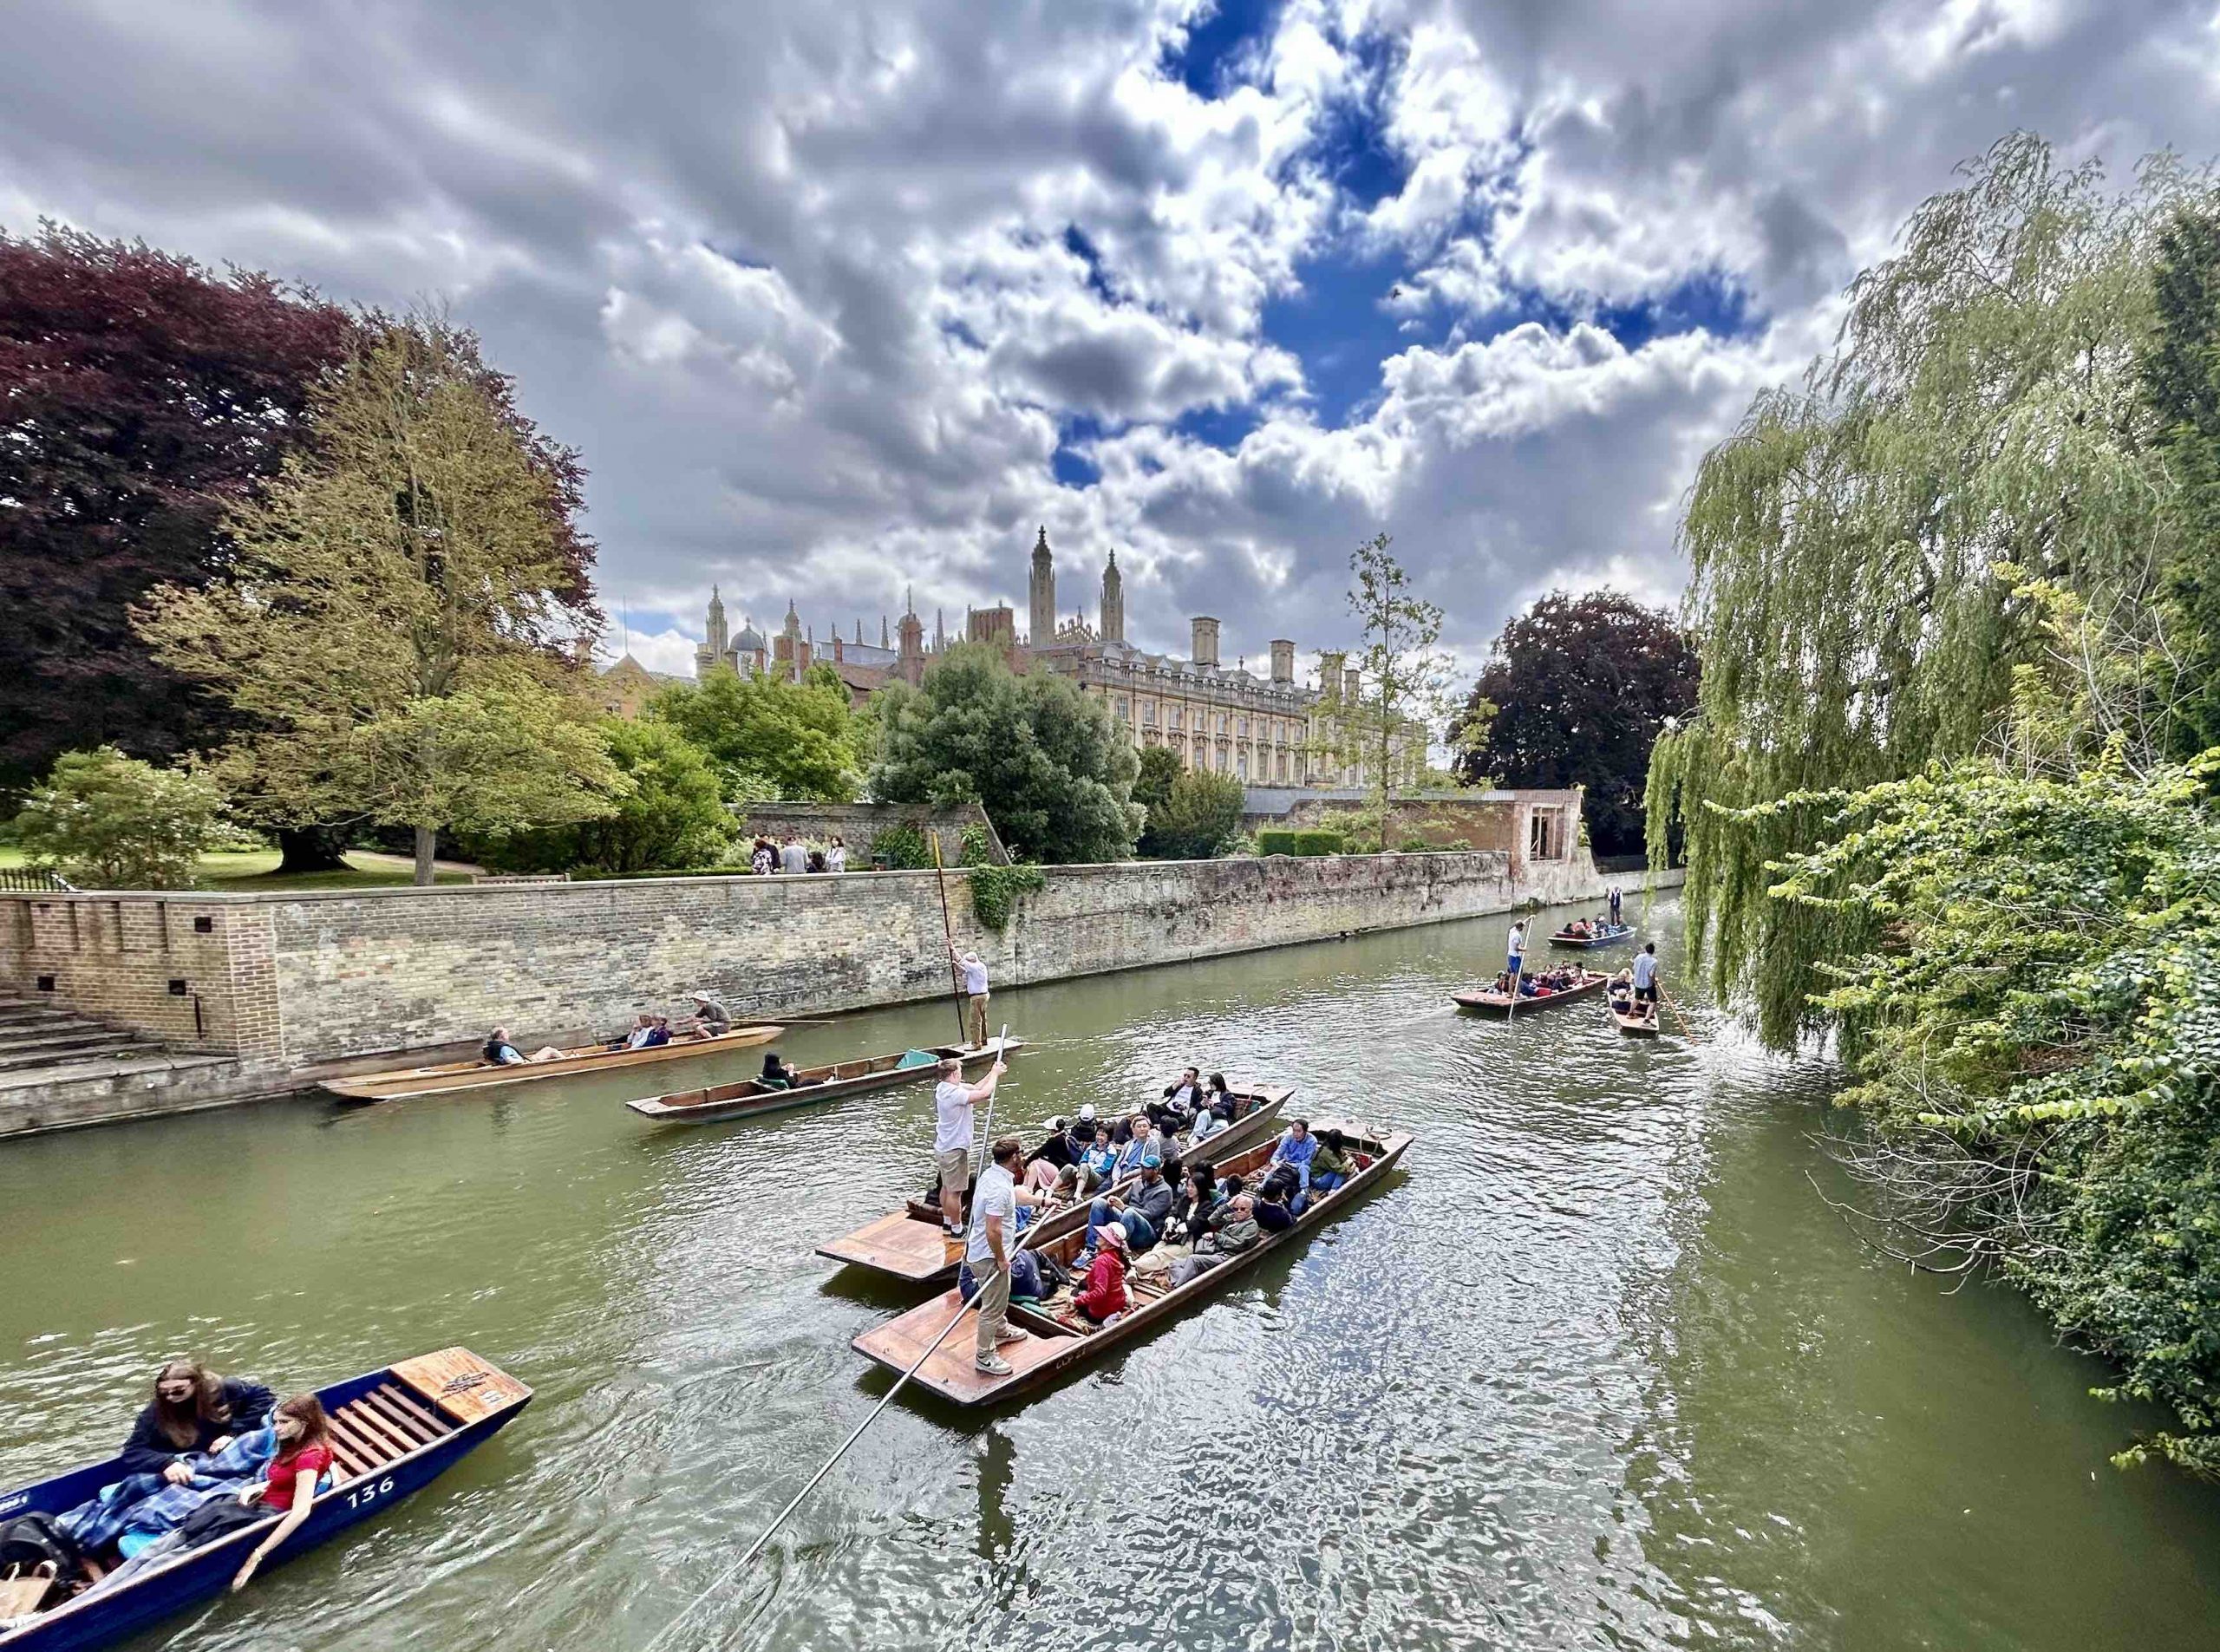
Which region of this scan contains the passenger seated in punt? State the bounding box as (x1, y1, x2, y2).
(1254, 1179, 1296, 1231)
(757, 1051, 807, 1089)
(1070, 1225, 1130, 1325)
(1266, 1118, 1316, 1195)
(1151, 1068, 1204, 1133)
(1167, 1192, 1261, 1283)
(1298, 1129, 1355, 1213)
(1204, 1072, 1236, 1120)
(1078, 1126, 1118, 1192)
(1187, 1101, 1229, 1149)
(1112, 1115, 1156, 1177)
(1164, 1162, 1218, 1242)
(641, 1015, 673, 1048)
(1568, 919, 1590, 938)
(85, 1394, 335, 1600)
(484, 1027, 565, 1065)
(121, 1361, 275, 1483)
(609, 1014, 653, 1051)
(1084, 1154, 1173, 1255)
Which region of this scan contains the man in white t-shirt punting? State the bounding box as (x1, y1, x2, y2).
(969, 1135, 1032, 1375)
(950, 944, 990, 1048)
(1507, 918, 1530, 982)
(935, 1051, 1007, 1236)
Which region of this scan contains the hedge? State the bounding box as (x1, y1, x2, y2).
(1256, 828, 1346, 857)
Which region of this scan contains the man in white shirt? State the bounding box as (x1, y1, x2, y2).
(935, 1051, 1007, 1235)
(969, 1135, 1031, 1375)
(950, 944, 990, 1048)
(1631, 942, 1662, 1015)
(1507, 918, 1529, 982)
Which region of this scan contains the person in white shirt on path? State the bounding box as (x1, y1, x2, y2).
(934, 1051, 1007, 1236)
(950, 944, 990, 1048)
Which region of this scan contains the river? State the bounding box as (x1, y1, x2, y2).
(3, 894, 2218, 1651)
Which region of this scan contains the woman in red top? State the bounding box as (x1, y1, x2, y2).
(1074, 1224, 1130, 1325)
(228, 1394, 334, 1591)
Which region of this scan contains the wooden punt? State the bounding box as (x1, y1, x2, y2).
(0, 1348, 529, 1652)
(1452, 970, 1611, 1015)
(815, 1084, 1292, 1286)
(852, 1119, 1413, 1406)
(321, 1024, 785, 1100)
(1607, 989, 1662, 1037)
(1548, 922, 1634, 950)
(626, 1039, 1025, 1125)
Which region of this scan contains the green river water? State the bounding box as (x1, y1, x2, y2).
(3, 894, 2219, 1650)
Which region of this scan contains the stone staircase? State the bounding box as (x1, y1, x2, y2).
(0, 989, 201, 1086)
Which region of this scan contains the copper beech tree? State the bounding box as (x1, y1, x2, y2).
(137, 313, 624, 885)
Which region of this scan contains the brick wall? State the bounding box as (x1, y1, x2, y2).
(0, 849, 1667, 1076)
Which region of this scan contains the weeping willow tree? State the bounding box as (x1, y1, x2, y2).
(1649, 134, 2205, 1045)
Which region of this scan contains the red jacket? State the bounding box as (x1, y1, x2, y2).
(1075, 1250, 1127, 1320)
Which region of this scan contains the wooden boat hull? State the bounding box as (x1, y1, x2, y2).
(1451, 972, 1610, 1015)
(852, 1121, 1412, 1406)
(1607, 993, 1662, 1036)
(323, 1025, 784, 1100)
(628, 1040, 1024, 1125)
(1548, 924, 1633, 950)
(0, 1348, 529, 1652)
(816, 1087, 1291, 1286)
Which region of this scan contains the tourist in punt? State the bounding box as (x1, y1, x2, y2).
(1072, 1224, 1130, 1326)
(949, 944, 991, 1048)
(828, 835, 847, 872)
(1203, 1072, 1236, 1120)
(690, 993, 732, 1035)
(1166, 1161, 1218, 1241)
(1153, 1068, 1203, 1132)
(1022, 1153, 1063, 1198)
(1570, 918, 1590, 938)
(758, 1051, 802, 1089)
(640, 1015, 673, 1048)
(1054, 1104, 1099, 1167)
(934, 1051, 1008, 1236)
(1267, 1118, 1316, 1193)
(120, 1361, 275, 1482)
(483, 1027, 565, 1065)
(1632, 942, 1662, 1009)
(1255, 1180, 1296, 1232)
(751, 838, 775, 876)
(968, 1136, 1031, 1376)
(1300, 1129, 1355, 1213)
(1113, 1116, 1156, 1176)
(1079, 1126, 1118, 1192)
(608, 1013, 651, 1050)
(1187, 1100, 1229, 1149)
(1085, 1153, 1173, 1254)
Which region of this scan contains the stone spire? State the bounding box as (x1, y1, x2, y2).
(1100, 549, 1124, 644)
(935, 607, 945, 652)
(705, 584, 729, 657)
(880, 615, 890, 649)
(1028, 525, 1056, 645)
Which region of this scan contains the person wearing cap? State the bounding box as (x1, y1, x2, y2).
(1071, 1224, 1129, 1325)
(949, 944, 991, 1048)
(690, 993, 732, 1035)
(1084, 1154, 1172, 1254)
(967, 1136, 1032, 1375)
(1060, 1105, 1098, 1166)
(934, 1050, 1009, 1237)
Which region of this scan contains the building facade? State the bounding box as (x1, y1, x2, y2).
(602, 528, 1427, 785)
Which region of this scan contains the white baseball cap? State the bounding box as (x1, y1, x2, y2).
(1078, 1103, 1096, 1121)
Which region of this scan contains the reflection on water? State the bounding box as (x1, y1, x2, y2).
(3, 894, 2219, 1651)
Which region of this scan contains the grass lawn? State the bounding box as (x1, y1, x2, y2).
(0, 846, 474, 891)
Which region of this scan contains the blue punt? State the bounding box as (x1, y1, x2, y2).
(0, 1348, 530, 1652)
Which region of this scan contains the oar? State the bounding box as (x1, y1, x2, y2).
(929, 833, 971, 1046)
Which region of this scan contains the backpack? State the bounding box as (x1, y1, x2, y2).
(0, 1512, 84, 1588)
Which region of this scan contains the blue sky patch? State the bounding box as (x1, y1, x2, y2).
(1163, 0, 1280, 98)
(1052, 413, 1109, 485)
(1262, 244, 1450, 428)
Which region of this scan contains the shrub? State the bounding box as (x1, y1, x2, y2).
(1396, 835, 1432, 852)
(1256, 827, 1346, 857)
(873, 823, 931, 870)
(10, 747, 226, 889)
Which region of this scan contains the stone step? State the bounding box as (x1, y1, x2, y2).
(0, 1037, 155, 1074)
(0, 1002, 69, 1025)
(0, 1023, 155, 1055)
(0, 1048, 238, 1101)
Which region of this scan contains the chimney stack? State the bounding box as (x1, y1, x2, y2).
(1269, 638, 1295, 684)
(1191, 617, 1220, 668)
(1343, 667, 1361, 702)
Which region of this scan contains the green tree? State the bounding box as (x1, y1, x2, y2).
(10, 747, 226, 889)
(1341, 533, 1452, 850)
(868, 643, 1141, 863)
(2138, 204, 2220, 754)
(1138, 768, 1247, 859)
(136, 313, 623, 885)
(1646, 134, 2197, 1043)
(650, 667, 862, 803)
(1454, 591, 1699, 856)
(473, 719, 732, 873)
(1132, 746, 1184, 823)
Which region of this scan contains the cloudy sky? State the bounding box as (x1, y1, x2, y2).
(7, 0, 2218, 683)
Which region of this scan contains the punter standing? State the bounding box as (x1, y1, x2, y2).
(950, 944, 990, 1048)
(1507, 917, 1530, 983)
(970, 1135, 1031, 1375)
(1609, 885, 1623, 926)
(1631, 942, 1662, 1019)
(935, 1051, 1006, 1236)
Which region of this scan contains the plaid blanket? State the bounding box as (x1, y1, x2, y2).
(57, 1426, 278, 1553)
